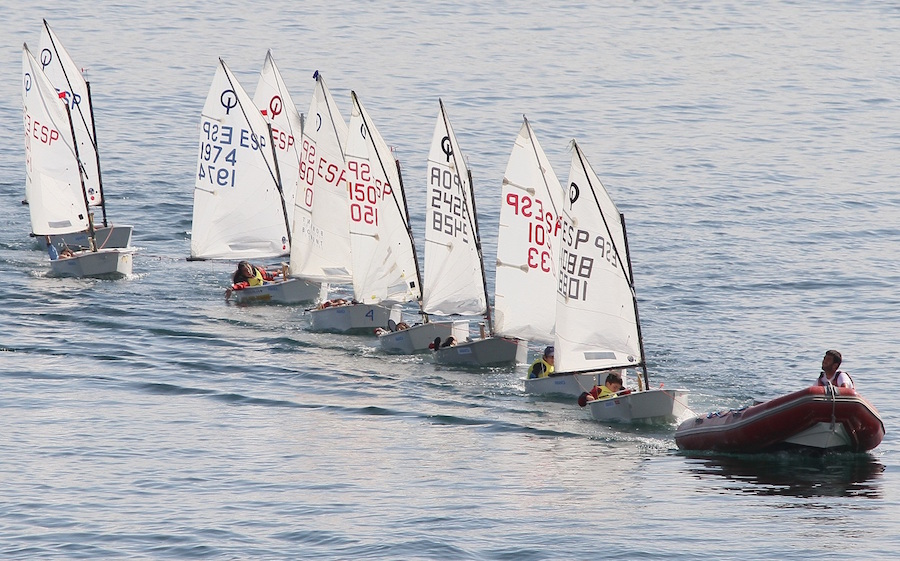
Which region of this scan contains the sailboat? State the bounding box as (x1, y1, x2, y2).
(428, 100, 527, 367)
(190, 58, 322, 304)
(308, 91, 417, 333)
(492, 116, 563, 353)
(34, 19, 133, 252)
(22, 43, 134, 279)
(377, 113, 497, 354)
(526, 140, 688, 424)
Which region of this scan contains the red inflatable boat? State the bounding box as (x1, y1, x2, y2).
(675, 386, 884, 453)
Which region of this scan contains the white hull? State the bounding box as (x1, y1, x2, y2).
(523, 372, 601, 397)
(782, 421, 851, 449)
(433, 337, 528, 367)
(43, 225, 134, 251)
(48, 247, 135, 279)
(310, 303, 402, 334)
(378, 320, 469, 354)
(231, 278, 325, 305)
(587, 388, 690, 424)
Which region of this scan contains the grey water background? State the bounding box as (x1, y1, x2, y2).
(1, 1, 898, 558)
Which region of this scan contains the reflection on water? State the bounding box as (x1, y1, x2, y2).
(681, 451, 884, 499)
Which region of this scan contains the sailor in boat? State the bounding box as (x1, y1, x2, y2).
(527, 346, 555, 378)
(317, 298, 355, 309)
(577, 372, 630, 407)
(225, 261, 282, 299)
(816, 349, 854, 389)
(45, 236, 74, 260)
(374, 321, 409, 337)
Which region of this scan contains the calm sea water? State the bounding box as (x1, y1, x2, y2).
(1, 1, 899, 558)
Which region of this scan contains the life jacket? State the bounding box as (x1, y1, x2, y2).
(246, 267, 265, 287)
(528, 358, 554, 379)
(817, 370, 854, 389)
(595, 385, 616, 400)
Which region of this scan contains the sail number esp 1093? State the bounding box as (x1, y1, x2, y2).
(558, 224, 619, 302)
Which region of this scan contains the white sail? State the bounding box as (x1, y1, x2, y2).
(252, 50, 301, 220)
(422, 101, 486, 316)
(190, 58, 289, 260)
(38, 20, 101, 207)
(493, 117, 562, 344)
(22, 43, 90, 236)
(554, 141, 642, 373)
(345, 92, 420, 305)
(290, 71, 352, 283)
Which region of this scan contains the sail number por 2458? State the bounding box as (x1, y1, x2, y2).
(428, 165, 469, 243)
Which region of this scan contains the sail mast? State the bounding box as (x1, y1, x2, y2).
(267, 122, 292, 247)
(84, 81, 108, 227)
(437, 99, 493, 334)
(620, 213, 649, 388)
(467, 168, 493, 336)
(395, 160, 426, 318)
(64, 102, 96, 251)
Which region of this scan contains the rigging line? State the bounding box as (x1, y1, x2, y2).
(662, 388, 696, 417)
(267, 121, 292, 247)
(42, 22, 109, 227)
(85, 81, 109, 227)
